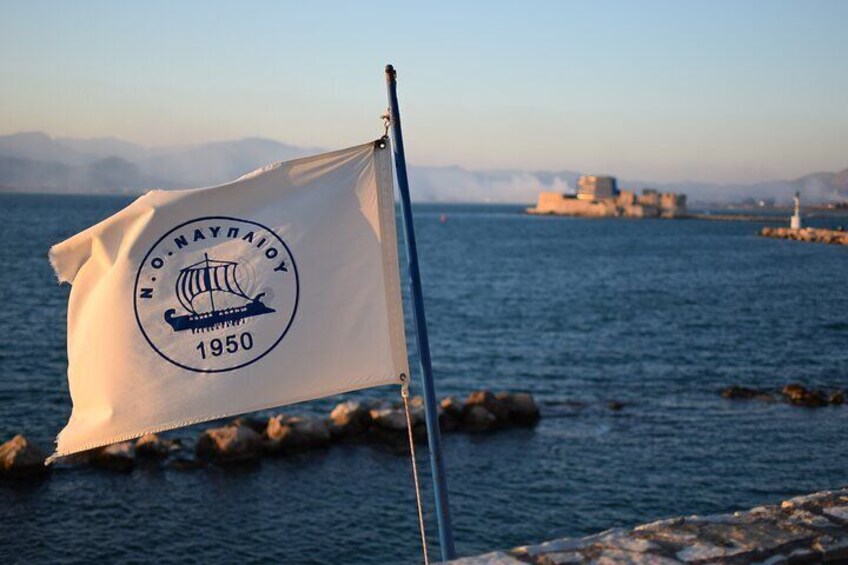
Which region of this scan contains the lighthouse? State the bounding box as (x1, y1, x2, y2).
(790, 191, 802, 229)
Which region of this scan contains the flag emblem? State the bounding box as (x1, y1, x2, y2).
(133, 216, 299, 373)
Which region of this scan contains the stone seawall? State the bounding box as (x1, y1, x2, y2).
(760, 227, 848, 245)
(446, 489, 848, 564)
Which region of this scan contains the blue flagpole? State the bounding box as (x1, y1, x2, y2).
(385, 63, 457, 561)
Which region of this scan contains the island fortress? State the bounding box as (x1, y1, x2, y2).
(527, 175, 687, 218)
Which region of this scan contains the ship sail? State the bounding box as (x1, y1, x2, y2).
(175, 258, 251, 314)
(164, 253, 274, 333)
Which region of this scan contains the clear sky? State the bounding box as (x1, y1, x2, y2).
(1, 0, 846, 183)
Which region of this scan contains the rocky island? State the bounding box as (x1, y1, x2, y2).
(527, 175, 687, 219)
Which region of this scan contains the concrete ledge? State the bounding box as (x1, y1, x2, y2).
(445, 488, 848, 564)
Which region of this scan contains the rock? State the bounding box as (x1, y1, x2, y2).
(0, 435, 48, 478)
(467, 390, 510, 424)
(721, 385, 765, 400)
(370, 407, 409, 432)
(453, 487, 848, 565)
(439, 396, 463, 432)
(89, 442, 135, 472)
(829, 391, 845, 406)
(814, 535, 848, 562)
(329, 401, 373, 437)
(781, 383, 805, 399)
(368, 406, 428, 444)
(265, 415, 331, 454)
(135, 434, 177, 459)
(168, 457, 206, 471)
(607, 400, 625, 411)
(761, 227, 848, 246)
(408, 403, 426, 429)
(462, 405, 498, 432)
(196, 425, 263, 464)
(446, 551, 525, 564)
(229, 416, 268, 435)
(496, 392, 541, 426)
(781, 383, 828, 407)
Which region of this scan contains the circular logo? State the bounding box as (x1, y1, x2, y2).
(133, 216, 299, 373)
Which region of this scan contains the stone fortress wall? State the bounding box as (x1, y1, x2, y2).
(528, 175, 687, 219)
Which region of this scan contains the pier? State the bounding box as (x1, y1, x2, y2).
(447, 489, 848, 564)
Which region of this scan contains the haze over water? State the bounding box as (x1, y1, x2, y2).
(1, 194, 846, 563)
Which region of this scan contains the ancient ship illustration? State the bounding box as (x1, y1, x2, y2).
(164, 253, 274, 333)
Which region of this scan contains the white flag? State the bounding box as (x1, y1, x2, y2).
(48, 140, 408, 459)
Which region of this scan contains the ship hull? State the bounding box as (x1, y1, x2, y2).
(164, 300, 275, 333)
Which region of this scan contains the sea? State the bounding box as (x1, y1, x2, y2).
(1, 193, 847, 564)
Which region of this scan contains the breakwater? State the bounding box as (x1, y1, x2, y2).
(0, 390, 538, 475)
(447, 488, 848, 564)
(721, 383, 844, 407)
(760, 226, 848, 245)
(688, 213, 788, 223)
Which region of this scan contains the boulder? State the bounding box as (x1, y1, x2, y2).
(721, 385, 761, 400)
(168, 457, 206, 471)
(439, 396, 463, 432)
(135, 434, 178, 459)
(196, 425, 263, 464)
(462, 405, 498, 432)
(782, 384, 828, 408)
(89, 442, 135, 472)
(265, 415, 331, 454)
(496, 392, 541, 426)
(370, 407, 408, 432)
(466, 390, 510, 424)
(720, 385, 774, 402)
(329, 401, 373, 437)
(0, 435, 48, 478)
(369, 406, 427, 443)
(229, 416, 268, 435)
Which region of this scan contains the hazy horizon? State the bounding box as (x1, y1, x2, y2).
(4, 128, 846, 186)
(1, 129, 846, 204)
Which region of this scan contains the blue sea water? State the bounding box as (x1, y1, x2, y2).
(0, 194, 847, 564)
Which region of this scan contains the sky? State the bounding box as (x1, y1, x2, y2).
(1, 0, 846, 183)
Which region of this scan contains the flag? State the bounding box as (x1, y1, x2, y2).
(48, 140, 408, 459)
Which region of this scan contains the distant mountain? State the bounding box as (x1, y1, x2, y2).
(0, 131, 845, 205)
(643, 170, 848, 206)
(0, 133, 319, 193)
(0, 132, 91, 166)
(139, 138, 319, 187)
(56, 136, 153, 163)
(0, 153, 162, 194)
